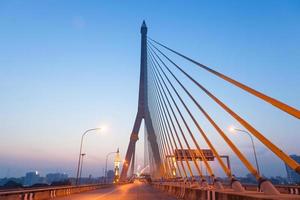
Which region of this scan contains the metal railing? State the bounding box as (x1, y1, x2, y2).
(241, 184, 300, 195)
(151, 181, 300, 200)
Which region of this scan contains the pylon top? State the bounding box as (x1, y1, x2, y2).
(141, 20, 147, 34)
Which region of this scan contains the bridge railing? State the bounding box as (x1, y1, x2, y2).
(151, 179, 300, 194)
(151, 181, 300, 199)
(241, 184, 300, 195)
(0, 183, 112, 200)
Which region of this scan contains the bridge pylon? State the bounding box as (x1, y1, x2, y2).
(120, 21, 162, 181)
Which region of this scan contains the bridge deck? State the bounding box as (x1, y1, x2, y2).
(53, 181, 176, 200)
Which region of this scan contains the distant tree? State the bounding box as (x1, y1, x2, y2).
(2, 180, 23, 189)
(30, 183, 49, 188)
(50, 180, 71, 186)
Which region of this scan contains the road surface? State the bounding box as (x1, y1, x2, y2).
(54, 181, 176, 200)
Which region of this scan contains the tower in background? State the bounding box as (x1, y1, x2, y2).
(114, 148, 121, 183)
(285, 155, 300, 184)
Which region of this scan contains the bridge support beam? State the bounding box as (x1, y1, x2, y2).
(259, 178, 280, 195)
(213, 179, 224, 190)
(231, 178, 245, 192)
(120, 21, 162, 182)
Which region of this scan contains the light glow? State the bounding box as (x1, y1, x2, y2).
(228, 125, 236, 133)
(99, 124, 108, 133)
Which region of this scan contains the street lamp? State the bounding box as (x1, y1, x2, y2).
(105, 150, 118, 183)
(76, 128, 101, 185)
(79, 153, 86, 184)
(229, 126, 261, 175)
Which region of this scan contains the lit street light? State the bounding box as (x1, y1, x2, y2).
(76, 128, 101, 185)
(105, 150, 118, 183)
(229, 126, 261, 175)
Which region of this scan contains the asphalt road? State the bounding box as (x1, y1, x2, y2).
(54, 181, 177, 200)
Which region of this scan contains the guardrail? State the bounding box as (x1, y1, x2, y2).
(241, 184, 300, 195)
(152, 181, 300, 200)
(0, 183, 112, 200)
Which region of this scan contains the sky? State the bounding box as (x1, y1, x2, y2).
(0, 0, 299, 178)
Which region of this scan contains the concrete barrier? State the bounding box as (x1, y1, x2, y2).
(0, 184, 112, 200)
(0, 194, 21, 200)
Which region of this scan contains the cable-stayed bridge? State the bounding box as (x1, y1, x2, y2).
(1, 21, 299, 200)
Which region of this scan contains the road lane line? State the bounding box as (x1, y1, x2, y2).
(94, 187, 120, 200)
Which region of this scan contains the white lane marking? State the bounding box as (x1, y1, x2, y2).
(94, 188, 120, 200)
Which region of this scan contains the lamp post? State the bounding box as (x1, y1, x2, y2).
(76, 128, 101, 185)
(105, 150, 117, 183)
(79, 153, 86, 185)
(230, 127, 261, 175)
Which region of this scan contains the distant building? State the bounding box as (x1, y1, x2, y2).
(285, 155, 300, 184)
(269, 176, 288, 185)
(46, 173, 68, 184)
(24, 171, 40, 186)
(107, 170, 114, 183)
(238, 173, 257, 184)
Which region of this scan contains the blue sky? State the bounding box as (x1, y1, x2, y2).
(0, 0, 299, 178)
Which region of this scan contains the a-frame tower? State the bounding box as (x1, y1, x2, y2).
(120, 21, 162, 181)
